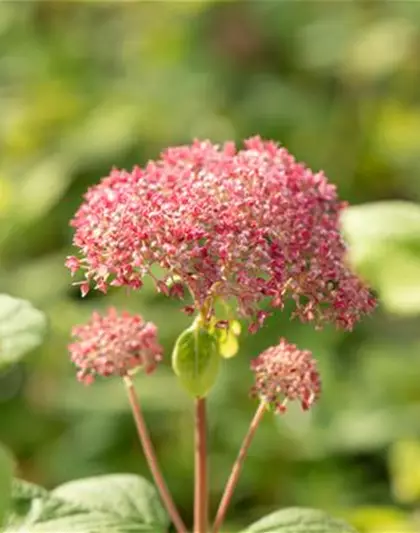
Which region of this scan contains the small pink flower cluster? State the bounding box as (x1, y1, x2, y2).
(250, 338, 321, 413)
(69, 308, 162, 384)
(67, 136, 375, 331)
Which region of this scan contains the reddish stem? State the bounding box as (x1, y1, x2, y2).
(212, 402, 266, 533)
(124, 377, 187, 533)
(194, 397, 208, 533)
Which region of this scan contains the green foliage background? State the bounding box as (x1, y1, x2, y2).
(1, 2, 420, 532)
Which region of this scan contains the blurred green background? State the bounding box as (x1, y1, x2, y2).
(1, 1, 420, 532)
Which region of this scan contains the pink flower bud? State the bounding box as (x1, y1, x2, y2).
(69, 308, 163, 384)
(250, 338, 321, 413)
(65, 256, 80, 276)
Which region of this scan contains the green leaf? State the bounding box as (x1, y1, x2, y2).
(172, 322, 220, 397)
(376, 246, 420, 315)
(6, 480, 55, 530)
(347, 505, 413, 533)
(341, 201, 420, 315)
(341, 201, 420, 245)
(52, 475, 168, 529)
(242, 507, 358, 533)
(219, 332, 239, 358)
(0, 443, 14, 528)
(5, 476, 168, 533)
(0, 294, 47, 367)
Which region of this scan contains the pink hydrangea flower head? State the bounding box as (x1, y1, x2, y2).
(250, 338, 321, 413)
(67, 136, 375, 331)
(69, 308, 162, 384)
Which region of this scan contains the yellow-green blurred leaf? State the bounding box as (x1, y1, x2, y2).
(342, 201, 420, 315)
(0, 294, 47, 368)
(219, 330, 239, 358)
(16, 156, 71, 221)
(230, 320, 241, 336)
(347, 506, 415, 533)
(344, 19, 416, 80)
(0, 178, 12, 214)
(377, 249, 420, 315)
(243, 507, 357, 533)
(389, 440, 420, 504)
(375, 102, 420, 160)
(216, 319, 241, 359)
(342, 201, 420, 245)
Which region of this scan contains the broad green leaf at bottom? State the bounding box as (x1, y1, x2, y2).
(52, 474, 168, 529)
(242, 507, 358, 533)
(5, 475, 168, 533)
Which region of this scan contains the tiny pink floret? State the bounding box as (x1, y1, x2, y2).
(67, 136, 376, 332)
(65, 256, 80, 276)
(68, 308, 163, 384)
(250, 338, 321, 413)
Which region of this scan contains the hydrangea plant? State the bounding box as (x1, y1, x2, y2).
(62, 137, 375, 533)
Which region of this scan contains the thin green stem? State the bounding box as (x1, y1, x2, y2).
(124, 376, 187, 533)
(212, 402, 266, 533)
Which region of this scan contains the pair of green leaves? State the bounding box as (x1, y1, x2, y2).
(2, 472, 358, 533)
(171, 317, 241, 397)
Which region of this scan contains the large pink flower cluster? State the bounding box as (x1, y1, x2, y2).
(69, 308, 162, 384)
(251, 338, 321, 413)
(67, 136, 375, 331)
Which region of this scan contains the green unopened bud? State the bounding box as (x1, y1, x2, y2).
(172, 320, 220, 398)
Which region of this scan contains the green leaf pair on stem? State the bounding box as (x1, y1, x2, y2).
(3, 474, 358, 533)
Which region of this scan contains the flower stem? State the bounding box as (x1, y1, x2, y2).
(194, 397, 208, 533)
(212, 402, 266, 533)
(124, 376, 187, 533)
